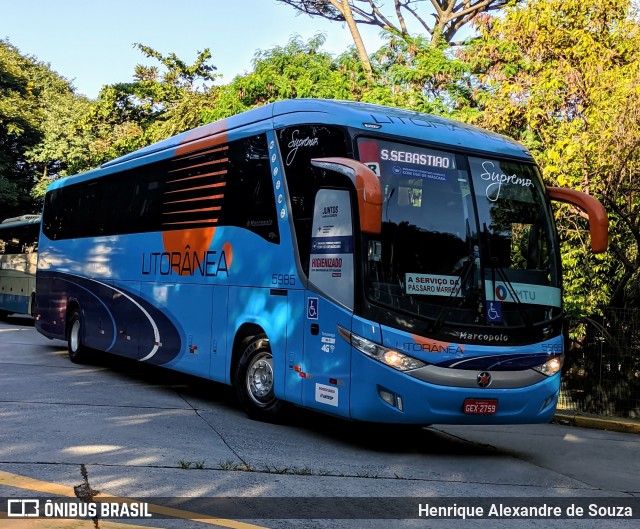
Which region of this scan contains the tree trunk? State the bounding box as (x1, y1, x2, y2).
(328, 0, 374, 80)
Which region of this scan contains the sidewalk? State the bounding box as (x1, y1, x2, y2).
(553, 411, 640, 434)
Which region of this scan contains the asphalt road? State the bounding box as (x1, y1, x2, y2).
(0, 315, 638, 529)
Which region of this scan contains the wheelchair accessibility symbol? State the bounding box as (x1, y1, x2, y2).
(486, 301, 502, 323)
(307, 297, 319, 320)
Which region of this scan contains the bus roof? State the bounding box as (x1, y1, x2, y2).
(50, 99, 533, 190)
(0, 214, 41, 229)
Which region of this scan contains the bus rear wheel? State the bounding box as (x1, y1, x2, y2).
(67, 309, 90, 364)
(234, 334, 284, 421)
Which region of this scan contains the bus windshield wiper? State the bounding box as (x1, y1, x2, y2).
(431, 253, 475, 333)
(384, 187, 395, 220)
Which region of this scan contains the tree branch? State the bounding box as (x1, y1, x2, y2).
(328, 0, 374, 79)
(394, 0, 408, 34)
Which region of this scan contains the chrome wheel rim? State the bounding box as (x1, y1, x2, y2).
(246, 351, 274, 406)
(70, 319, 80, 353)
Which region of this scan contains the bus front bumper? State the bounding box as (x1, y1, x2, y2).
(348, 352, 561, 425)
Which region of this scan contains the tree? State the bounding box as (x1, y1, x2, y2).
(371, 33, 472, 114)
(460, 0, 640, 318)
(276, 1, 517, 110)
(276, 0, 518, 47)
(0, 39, 90, 214)
(68, 44, 220, 170)
(326, 0, 373, 78)
(199, 34, 376, 123)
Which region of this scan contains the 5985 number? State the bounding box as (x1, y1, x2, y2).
(272, 274, 296, 286)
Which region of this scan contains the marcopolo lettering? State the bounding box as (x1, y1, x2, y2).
(142, 247, 229, 277)
(459, 332, 509, 342)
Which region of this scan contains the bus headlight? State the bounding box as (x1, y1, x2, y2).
(532, 355, 564, 376)
(347, 331, 426, 372)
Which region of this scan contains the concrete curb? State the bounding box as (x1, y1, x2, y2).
(553, 412, 640, 435)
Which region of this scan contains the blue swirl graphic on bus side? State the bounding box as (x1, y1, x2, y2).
(38, 271, 181, 365)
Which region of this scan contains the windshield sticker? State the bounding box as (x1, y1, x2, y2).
(381, 148, 453, 169)
(391, 165, 447, 182)
(364, 161, 381, 176)
(406, 273, 462, 297)
(486, 300, 503, 323)
(309, 189, 354, 309)
(405, 274, 560, 307)
(311, 236, 353, 254)
(479, 160, 533, 202)
(488, 281, 561, 308)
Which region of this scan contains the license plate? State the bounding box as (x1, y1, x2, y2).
(463, 399, 498, 414)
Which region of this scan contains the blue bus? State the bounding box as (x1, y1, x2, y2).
(0, 215, 40, 318)
(35, 100, 608, 424)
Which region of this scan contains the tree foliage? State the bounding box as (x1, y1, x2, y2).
(70, 44, 220, 171)
(223, 34, 372, 108)
(0, 40, 39, 215)
(190, 34, 396, 124)
(371, 33, 472, 114)
(460, 0, 640, 318)
(276, 0, 519, 46)
(0, 39, 90, 215)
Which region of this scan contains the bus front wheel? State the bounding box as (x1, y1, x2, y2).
(234, 334, 284, 421)
(67, 309, 90, 364)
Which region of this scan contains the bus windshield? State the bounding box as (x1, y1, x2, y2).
(0, 219, 39, 258)
(359, 138, 561, 330)
(0, 215, 40, 317)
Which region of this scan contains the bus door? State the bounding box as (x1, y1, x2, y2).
(302, 188, 354, 418)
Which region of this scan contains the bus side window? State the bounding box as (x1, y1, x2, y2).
(277, 125, 352, 276)
(225, 135, 280, 244)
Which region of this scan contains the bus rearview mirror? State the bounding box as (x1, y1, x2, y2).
(310, 157, 383, 235)
(547, 186, 609, 253)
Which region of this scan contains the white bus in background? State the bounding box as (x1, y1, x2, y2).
(0, 214, 40, 318)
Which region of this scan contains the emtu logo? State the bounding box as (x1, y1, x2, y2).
(495, 285, 508, 301)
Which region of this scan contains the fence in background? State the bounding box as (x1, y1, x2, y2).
(558, 308, 640, 419)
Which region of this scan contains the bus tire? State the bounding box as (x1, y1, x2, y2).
(67, 309, 90, 364)
(234, 334, 284, 421)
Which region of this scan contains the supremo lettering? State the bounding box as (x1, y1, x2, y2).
(142, 248, 229, 277)
(286, 129, 319, 166)
(480, 160, 532, 202)
(381, 149, 451, 168)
